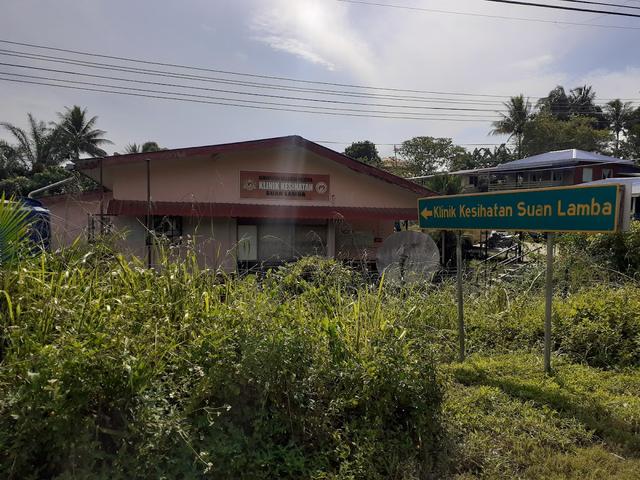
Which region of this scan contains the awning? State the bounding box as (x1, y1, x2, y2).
(107, 200, 418, 221)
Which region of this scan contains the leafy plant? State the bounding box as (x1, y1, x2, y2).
(0, 195, 30, 265)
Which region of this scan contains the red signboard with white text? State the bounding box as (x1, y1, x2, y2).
(240, 171, 330, 200)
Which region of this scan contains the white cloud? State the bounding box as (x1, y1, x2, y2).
(574, 67, 640, 101)
(250, 0, 374, 79)
(256, 35, 336, 70)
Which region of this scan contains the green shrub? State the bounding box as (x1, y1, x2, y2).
(0, 249, 443, 479)
(559, 222, 640, 277)
(555, 285, 640, 369)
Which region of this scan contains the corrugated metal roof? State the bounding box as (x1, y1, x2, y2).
(447, 149, 636, 176)
(492, 149, 634, 171)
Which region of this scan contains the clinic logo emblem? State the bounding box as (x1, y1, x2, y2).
(243, 179, 256, 191)
(315, 181, 328, 194)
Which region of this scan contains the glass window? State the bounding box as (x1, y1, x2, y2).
(602, 168, 613, 179)
(259, 223, 294, 262)
(152, 216, 182, 240)
(551, 171, 563, 182)
(294, 225, 327, 257)
(582, 167, 593, 182)
(237, 225, 258, 261)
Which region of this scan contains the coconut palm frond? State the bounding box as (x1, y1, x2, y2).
(0, 196, 30, 266)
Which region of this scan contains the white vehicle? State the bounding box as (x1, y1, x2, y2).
(584, 177, 640, 231)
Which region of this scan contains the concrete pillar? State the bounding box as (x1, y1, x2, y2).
(327, 221, 336, 258)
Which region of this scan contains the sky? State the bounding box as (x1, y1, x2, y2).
(0, 0, 639, 158)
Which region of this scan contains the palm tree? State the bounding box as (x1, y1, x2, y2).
(569, 85, 607, 129)
(0, 194, 30, 265)
(55, 106, 112, 160)
(537, 86, 570, 121)
(604, 99, 633, 156)
(0, 140, 23, 179)
(490, 95, 532, 159)
(1, 114, 62, 172)
(122, 141, 164, 154)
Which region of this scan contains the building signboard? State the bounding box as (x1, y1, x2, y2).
(418, 184, 621, 233)
(240, 171, 330, 200)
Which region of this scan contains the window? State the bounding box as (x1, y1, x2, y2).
(602, 168, 613, 179)
(530, 172, 544, 182)
(237, 225, 257, 261)
(516, 173, 524, 186)
(582, 167, 593, 182)
(237, 222, 327, 264)
(152, 215, 182, 240)
(632, 198, 640, 221)
(468, 175, 479, 187)
(551, 171, 563, 182)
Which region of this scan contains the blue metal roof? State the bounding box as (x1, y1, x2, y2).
(492, 149, 633, 172)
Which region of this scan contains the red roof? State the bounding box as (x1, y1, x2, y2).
(107, 199, 419, 221)
(75, 135, 434, 196)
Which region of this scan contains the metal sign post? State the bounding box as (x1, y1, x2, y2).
(456, 231, 465, 362)
(418, 184, 623, 372)
(544, 233, 555, 374)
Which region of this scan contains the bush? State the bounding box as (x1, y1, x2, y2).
(559, 222, 640, 277)
(0, 249, 444, 479)
(555, 285, 640, 369)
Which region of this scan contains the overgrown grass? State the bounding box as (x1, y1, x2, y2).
(0, 245, 639, 479)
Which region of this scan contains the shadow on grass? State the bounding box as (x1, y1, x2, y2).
(452, 362, 640, 457)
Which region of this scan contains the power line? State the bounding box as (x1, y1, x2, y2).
(314, 140, 507, 146)
(557, 0, 640, 11)
(0, 71, 502, 119)
(1, 61, 625, 117)
(0, 50, 634, 114)
(337, 0, 640, 29)
(0, 49, 519, 105)
(0, 39, 640, 103)
(480, 0, 640, 17)
(0, 38, 523, 99)
(0, 76, 497, 122)
(0, 63, 508, 114)
(0, 41, 638, 109)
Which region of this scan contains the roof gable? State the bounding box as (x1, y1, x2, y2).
(75, 135, 434, 196)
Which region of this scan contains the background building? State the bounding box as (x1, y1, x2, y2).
(448, 149, 640, 193)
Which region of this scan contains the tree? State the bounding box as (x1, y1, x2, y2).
(604, 99, 634, 156)
(397, 136, 466, 177)
(0, 140, 26, 179)
(449, 145, 513, 171)
(490, 95, 532, 159)
(122, 141, 164, 154)
(426, 173, 462, 195)
(621, 107, 640, 161)
(344, 141, 382, 167)
(568, 85, 607, 129)
(537, 86, 571, 121)
(521, 114, 611, 157)
(1, 114, 63, 172)
(55, 106, 112, 160)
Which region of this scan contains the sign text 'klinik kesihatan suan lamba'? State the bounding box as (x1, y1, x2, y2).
(418, 184, 622, 233)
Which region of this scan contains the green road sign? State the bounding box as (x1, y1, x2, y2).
(418, 184, 621, 232)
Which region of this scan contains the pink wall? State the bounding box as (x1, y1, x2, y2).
(42, 191, 108, 250)
(103, 145, 419, 209)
